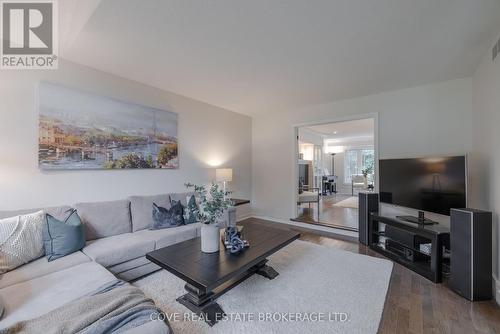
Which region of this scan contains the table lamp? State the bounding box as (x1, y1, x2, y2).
(216, 168, 233, 195)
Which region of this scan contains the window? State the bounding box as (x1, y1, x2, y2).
(344, 148, 375, 184)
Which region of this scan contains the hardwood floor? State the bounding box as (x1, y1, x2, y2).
(244, 218, 500, 334)
(296, 194, 359, 230)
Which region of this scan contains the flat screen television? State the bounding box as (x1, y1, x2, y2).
(379, 156, 467, 216)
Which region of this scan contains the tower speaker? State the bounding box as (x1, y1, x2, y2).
(359, 192, 379, 245)
(450, 208, 492, 301)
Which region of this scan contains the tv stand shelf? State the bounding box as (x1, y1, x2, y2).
(369, 213, 450, 283)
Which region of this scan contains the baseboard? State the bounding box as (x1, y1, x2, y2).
(236, 213, 252, 222)
(250, 215, 358, 241)
(495, 276, 500, 305)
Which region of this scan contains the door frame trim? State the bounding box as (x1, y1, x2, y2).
(292, 112, 380, 224)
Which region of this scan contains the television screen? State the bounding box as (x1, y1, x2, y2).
(379, 156, 467, 216)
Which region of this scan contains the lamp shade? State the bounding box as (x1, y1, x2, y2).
(216, 168, 233, 182)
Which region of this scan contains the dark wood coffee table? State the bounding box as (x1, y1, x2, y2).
(146, 221, 300, 326)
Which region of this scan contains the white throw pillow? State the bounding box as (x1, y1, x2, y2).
(0, 210, 45, 274)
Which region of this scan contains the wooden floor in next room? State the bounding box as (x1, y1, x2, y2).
(246, 218, 500, 334)
(296, 194, 359, 231)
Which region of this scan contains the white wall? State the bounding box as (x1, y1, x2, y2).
(252, 78, 473, 221)
(471, 32, 500, 300)
(298, 128, 323, 146)
(0, 60, 252, 210)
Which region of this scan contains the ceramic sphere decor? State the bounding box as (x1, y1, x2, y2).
(223, 226, 249, 254)
(185, 182, 234, 253)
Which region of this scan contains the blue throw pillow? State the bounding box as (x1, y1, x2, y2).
(43, 209, 86, 262)
(184, 194, 198, 224)
(151, 200, 185, 229)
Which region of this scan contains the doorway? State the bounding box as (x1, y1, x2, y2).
(294, 116, 377, 231)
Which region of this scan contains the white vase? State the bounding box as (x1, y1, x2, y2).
(201, 224, 220, 253)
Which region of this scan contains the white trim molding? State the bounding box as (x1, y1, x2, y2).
(291, 112, 379, 220)
(236, 213, 253, 222)
(495, 276, 500, 305)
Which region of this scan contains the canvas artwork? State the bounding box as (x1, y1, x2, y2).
(38, 82, 178, 170)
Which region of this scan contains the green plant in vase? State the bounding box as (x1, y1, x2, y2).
(362, 163, 374, 178)
(184, 182, 234, 253)
(184, 183, 234, 225)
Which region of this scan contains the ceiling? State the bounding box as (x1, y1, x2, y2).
(304, 118, 374, 144)
(63, 0, 500, 116)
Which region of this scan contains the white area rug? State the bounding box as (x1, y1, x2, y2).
(134, 240, 393, 334)
(334, 197, 359, 209)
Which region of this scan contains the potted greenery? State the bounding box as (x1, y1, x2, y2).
(185, 182, 234, 253)
(361, 166, 372, 178)
(361, 162, 373, 179)
(361, 162, 374, 187)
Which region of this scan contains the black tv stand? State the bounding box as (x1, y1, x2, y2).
(369, 213, 450, 283)
(396, 215, 437, 226)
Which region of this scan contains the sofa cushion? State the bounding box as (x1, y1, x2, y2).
(107, 257, 161, 282)
(116, 262, 160, 282)
(129, 194, 171, 232)
(74, 199, 132, 240)
(0, 211, 45, 274)
(0, 251, 90, 289)
(135, 223, 200, 249)
(0, 262, 115, 329)
(43, 210, 86, 261)
(107, 256, 151, 275)
(82, 233, 155, 267)
(0, 205, 72, 221)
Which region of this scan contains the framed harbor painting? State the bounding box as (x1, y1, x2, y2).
(38, 82, 179, 170)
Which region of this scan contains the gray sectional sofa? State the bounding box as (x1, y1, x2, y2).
(0, 192, 202, 332)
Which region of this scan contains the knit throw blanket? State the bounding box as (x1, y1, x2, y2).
(0, 280, 168, 334)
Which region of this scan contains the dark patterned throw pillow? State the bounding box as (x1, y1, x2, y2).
(151, 200, 185, 229)
(184, 194, 198, 224)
